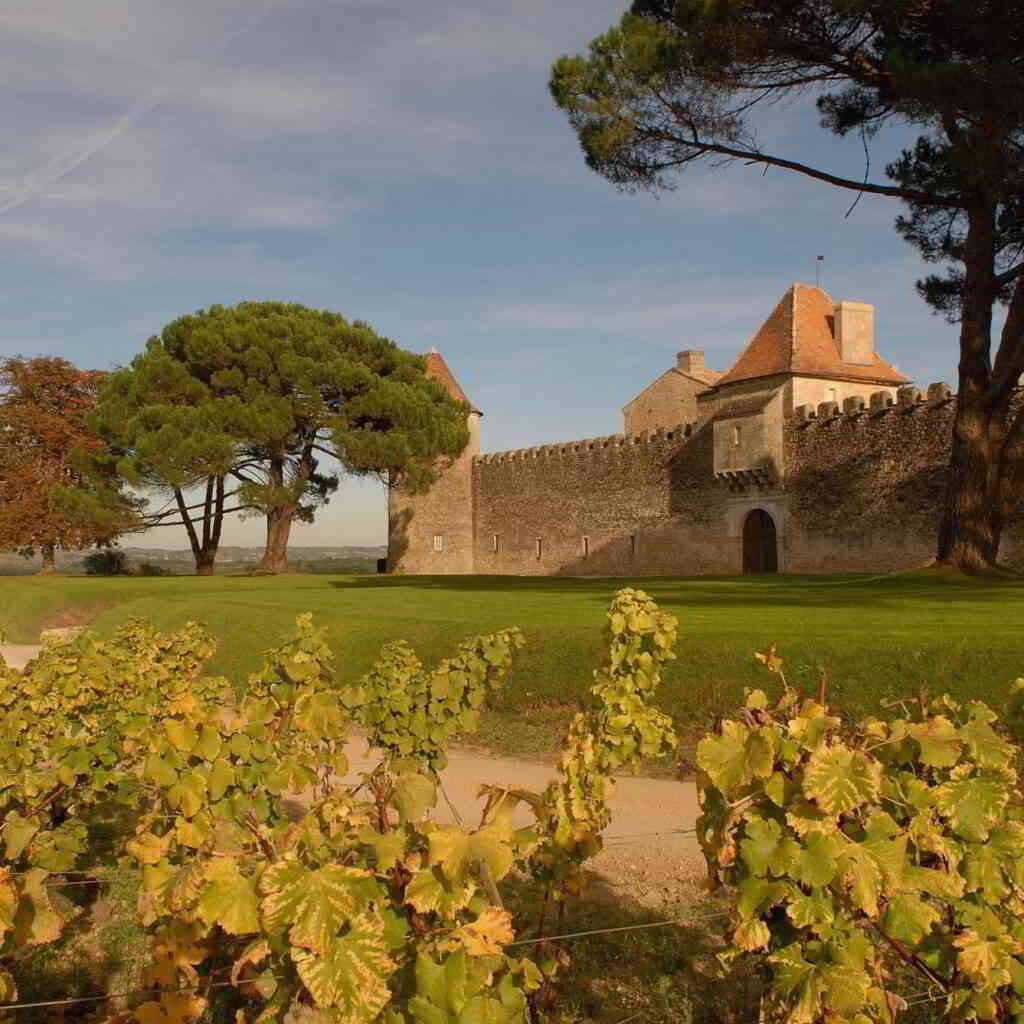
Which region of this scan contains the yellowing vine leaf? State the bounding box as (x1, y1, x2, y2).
(934, 775, 1008, 842)
(803, 742, 880, 815)
(3, 812, 38, 860)
(261, 862, 374, 953)
(697, 720, 751, 794)
(293, 911, 394, 1019)
(907, 715, 962, 767)
(456, 907, 515, 956)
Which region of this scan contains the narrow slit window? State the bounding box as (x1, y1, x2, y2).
(582, 536, 589, 559)
(732, 425, 741, 447)
(630, 534, 637, 557)
(492, 534, 500, 553)
(535, 538, 542, 560)
(432, 534, 444, 553)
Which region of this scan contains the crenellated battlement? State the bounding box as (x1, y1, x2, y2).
(474, 422, 696, 465)
(792, 382, 955, 427)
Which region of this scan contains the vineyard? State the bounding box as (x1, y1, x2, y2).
(1, 589, 1023, 1022)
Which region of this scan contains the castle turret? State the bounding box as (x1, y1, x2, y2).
(387, 350, 479, 574)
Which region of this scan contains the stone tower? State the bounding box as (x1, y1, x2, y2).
(387, 350, 480, 574)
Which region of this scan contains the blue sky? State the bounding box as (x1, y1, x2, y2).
(2, 0, 964, 549)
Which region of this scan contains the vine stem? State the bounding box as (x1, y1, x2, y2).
(868, 920, 949, 991)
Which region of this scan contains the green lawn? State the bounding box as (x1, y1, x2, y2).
(2, 570, 1021, 761)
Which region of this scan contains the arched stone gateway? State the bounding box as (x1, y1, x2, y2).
(743, 509, 778, 574)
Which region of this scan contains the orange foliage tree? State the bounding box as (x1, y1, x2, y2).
(0, 356, 133, 573)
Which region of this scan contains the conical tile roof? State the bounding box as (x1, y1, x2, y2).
(425, 350, 481, 415)
(714, 284, 909, 388)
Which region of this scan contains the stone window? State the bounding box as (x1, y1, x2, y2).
(732, 425, 741, 447)
(535, 538, 542, 560)
(432, 534, 445, 553)
(492, 534, 500, 553)
(630, 534, 637, 557)
(582, 536, 589, 559)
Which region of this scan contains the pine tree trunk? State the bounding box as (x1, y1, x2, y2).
(261, 510, 292, 574)
(39, 543, 56, 575)
(259, 453, 296, 574)
(937, 397, 1007, 569)
(195, 548, 216, 576)
(936, 201, 1004, 571)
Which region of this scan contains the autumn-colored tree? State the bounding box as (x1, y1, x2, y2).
(0, 357, 135, 573)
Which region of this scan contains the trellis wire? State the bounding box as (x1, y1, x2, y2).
(0, 910, 732, 1012)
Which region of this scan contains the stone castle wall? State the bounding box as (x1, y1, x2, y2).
(785, 385, 1024, 571)
(472, 421, 737, 575)
(390, 377, 1024, 576)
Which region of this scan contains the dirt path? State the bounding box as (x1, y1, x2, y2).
(1, 643, 42, 670)
(342, 741, 704, 899)
(1, 642, 705, 899)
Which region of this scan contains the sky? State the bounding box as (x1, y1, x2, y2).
(1, 0, 965, 550)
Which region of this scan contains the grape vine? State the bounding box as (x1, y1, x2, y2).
(0, 589, 676, 1022)
(698, 653, 1024, 1023)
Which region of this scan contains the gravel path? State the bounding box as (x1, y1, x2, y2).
(0, 642, 705, 899)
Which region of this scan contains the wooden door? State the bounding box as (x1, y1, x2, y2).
(742, 509, 778, 574)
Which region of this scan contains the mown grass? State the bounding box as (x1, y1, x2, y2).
(1, 569, 1021, 762)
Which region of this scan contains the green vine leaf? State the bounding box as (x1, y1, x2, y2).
(393, 773, 437, 823)
(198, 857, 260, 935)
(882, 893, 941, 945)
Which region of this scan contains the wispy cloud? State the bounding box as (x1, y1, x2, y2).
(0, 0, 281, 218)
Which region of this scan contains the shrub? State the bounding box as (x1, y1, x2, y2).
(135, 561, 171, 576)
(82, 548, 130, 575)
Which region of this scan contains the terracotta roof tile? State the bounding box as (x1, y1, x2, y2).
(424, 350, 481, 415)
(687, 368, 723, 385)
(714, 284, 910, 388)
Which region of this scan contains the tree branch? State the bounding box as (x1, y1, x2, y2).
(990, 274, 1024, 404)
(144, 489, 241, 521)
(644, 127, 956, 206)
(995, 262, 1024, 289)
(140, 504, 253, 528)
(174, 487, 201, 558)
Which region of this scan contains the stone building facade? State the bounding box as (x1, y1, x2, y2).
(388, 284, 1024, 575)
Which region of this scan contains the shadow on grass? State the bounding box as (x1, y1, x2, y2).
(334, 570, 1024, 613)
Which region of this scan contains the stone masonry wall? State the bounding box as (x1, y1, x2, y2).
(389, 412, 479, 574)
(785, 386, 1024, 571)
(622, 370, 707, 435)
(472, 421, 738, 575)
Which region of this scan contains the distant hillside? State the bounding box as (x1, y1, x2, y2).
(0, 545, 386, 575)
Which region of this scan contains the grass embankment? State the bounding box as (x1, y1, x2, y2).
(1, 571, 1021, 762)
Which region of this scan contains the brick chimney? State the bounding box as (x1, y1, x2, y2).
(834, 302, 875, 365)
(677, 350, 705, 374)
